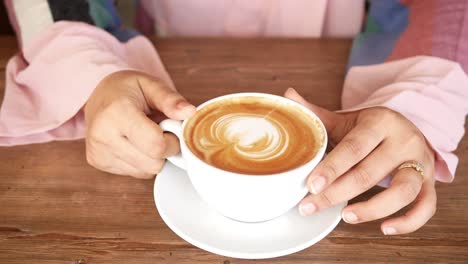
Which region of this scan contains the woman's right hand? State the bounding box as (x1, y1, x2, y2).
(84, 70, 196, 179)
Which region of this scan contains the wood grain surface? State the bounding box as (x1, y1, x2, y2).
(0, 36, 467, 263)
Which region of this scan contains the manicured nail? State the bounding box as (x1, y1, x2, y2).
(299, 203, 317, 216)
(177, 101, 191, 109)
(342, 211, 358, 223)
(310, 176, 326, 194)
(383, 227, 397, 235)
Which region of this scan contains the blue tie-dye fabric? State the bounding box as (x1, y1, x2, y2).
(88, 0, 139, 42)
(89, 0, 411, 64)
(347, 0, 409, 69)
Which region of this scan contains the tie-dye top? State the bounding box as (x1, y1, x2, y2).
(1, 0, 468, 185)
(6, 0, 468, 71)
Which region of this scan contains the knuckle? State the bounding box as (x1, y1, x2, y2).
(341, 137, 364, 157)
(89, 117, 114, 143)
(319, 162, 339, 181)
(156, 138, 168, 155)
(86, 152, 110, 171)
(401, 132, 426, 156)
(161, 92, 184, 111)
(352, 166, 374, 189)
(362, 107, 399, 128)
(318, 191, 335, 208)
(398, 182, 420, 202)
(362, 126, 381, 141)
(147, 150, 163, 160)
(148, 131, 164, 146)
(357, 203, 378, 221)
(148, 135, 167, 158)
(368, 108, 399, 129)
(149, 161, 165, 174)
(88, 124, 114, 147)
(141, 159, 164, 175)
(379, 107, 399, 122)
(85, 143, 112, 171)
(406, 131, 425, 146)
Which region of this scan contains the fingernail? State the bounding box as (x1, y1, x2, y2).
(177, 101, 191, 109)
(309, 176, 326, 194)
(299, 203, 317, 216)
(287, 87, 296, 93)
(383, 227, 397, 235)
(342, 211, 358, 223)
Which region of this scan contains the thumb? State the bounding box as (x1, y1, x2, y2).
(138, 75, 196, 120)
(284, 87, 339, 133)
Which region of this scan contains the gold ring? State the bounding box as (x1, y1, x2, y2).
(398, 161, 425, 182)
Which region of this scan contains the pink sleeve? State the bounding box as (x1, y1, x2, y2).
(0, 21, 173, 146)
(342, 56, 468, 184)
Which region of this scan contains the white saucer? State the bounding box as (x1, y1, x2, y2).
(154, 162, 346, 259)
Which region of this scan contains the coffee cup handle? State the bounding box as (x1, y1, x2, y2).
(159, 119, 187, 170)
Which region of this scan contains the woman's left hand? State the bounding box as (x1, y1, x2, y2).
(284, 88, 437, 235)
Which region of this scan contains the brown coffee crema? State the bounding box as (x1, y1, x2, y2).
(184, 96, 323, 175)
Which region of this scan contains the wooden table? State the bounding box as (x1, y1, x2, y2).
(1, 36, 467, 264)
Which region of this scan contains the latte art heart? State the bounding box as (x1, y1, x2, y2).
(184, 96, 323, 175)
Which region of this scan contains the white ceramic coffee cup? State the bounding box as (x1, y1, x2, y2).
(160, 93, 327, 222)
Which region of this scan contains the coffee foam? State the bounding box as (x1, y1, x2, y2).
(184, 96, 323, 175)
(201, 113, 289, 161)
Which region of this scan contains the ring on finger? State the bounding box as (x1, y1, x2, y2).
(397, 160, 425, 182)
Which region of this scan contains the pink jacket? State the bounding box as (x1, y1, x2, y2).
(1, 0, 467, 184)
